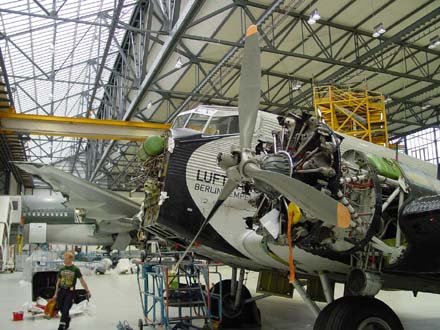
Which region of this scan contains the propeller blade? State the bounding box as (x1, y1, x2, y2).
(173, 179, 238, 271)
(238, 25, 261, 149)
(205, 179, 238, 223)
(244, 163, 351, 228)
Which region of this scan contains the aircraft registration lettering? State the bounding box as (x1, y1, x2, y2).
(196, 169, 228, 185)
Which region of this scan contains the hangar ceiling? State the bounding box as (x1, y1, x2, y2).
(0, 0, 439, 189)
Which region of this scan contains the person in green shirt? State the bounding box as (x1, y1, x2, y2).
(53, 251, 91, 330)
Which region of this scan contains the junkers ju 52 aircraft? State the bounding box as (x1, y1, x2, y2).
(16, 25, 440, 329)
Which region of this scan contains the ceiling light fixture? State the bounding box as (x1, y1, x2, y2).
(147, 101, 152, 109)
(307, 8, 320, 25)
(175, 57, 183, 69)
(372, 23, 386, 38)
(428, 35, 440, 49)
(291, 80, 302, 91)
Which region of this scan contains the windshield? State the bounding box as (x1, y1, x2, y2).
(186, 113, 210, 132)
(204, 115, 239, 135)
(172, 110, 239, 136)
(172, 114, 190, 128)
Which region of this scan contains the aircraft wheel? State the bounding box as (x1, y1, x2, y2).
(211, 279, 261, 328)
(314, 296, 403, 330)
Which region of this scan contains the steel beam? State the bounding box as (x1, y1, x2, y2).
(87, 0, 125, 116)
(279, 7, 440, 113)
(0, 5, 146, 36)
(146, 5, 238, 120)
(89, 0, 203, 182)
(168, 0, 287, 122)
(0, 112, 170, 141)
(179, 34, 440, 85)
(0, 47, 15, 107)
(246, 0, 440, 57)
(32, 0, 51, 16)
(147, 88, 286, 108)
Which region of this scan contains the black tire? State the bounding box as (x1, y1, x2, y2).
(314, 296, 403, 330)
(314, 295, 352, 329)
(211, 279, 261, 328)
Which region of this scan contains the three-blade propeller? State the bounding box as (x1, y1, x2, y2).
(207, 24, 350, 229)
(174, 25, 350, 270)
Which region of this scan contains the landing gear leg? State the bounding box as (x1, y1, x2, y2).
(230, 267, 237, 297)
(234, 269, 245, 310)
(318, 272, 334, 303)
(292, 280, 321, 317)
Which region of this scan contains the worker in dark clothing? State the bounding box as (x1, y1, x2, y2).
(53, 251, 91, 330)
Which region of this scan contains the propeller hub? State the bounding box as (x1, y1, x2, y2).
(217, 152, 239, 171)
(237, 148, 257, 178)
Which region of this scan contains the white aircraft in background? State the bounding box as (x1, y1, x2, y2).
(13, 166, 142, 251)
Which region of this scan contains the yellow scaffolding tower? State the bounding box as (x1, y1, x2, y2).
(313, 85, 389, 147)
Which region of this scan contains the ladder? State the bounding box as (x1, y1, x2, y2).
(136, 252, 223, 330)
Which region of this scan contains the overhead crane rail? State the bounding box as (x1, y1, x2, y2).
(0, 111, 170, 141)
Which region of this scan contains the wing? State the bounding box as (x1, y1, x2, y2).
(14, 162, 140, 223)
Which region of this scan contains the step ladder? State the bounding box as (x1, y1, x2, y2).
(136, 252, 223, 330)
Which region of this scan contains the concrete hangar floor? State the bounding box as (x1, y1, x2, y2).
(1, 268, 440, 330)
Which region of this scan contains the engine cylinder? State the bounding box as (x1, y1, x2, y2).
(261, 153, 292, 176)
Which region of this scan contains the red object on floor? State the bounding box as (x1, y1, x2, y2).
(12, 311, 24, 321)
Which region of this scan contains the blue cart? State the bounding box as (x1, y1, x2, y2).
(136, 253, 222, 330)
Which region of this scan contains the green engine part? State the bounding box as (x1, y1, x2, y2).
(367, 155, 402, 179)
(143, 135, 164, 156)
(137, 147, 149, 161)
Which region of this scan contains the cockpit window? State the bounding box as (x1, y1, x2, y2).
(186, 113, 210, 132)
(172, 114, 190, 128)
(172, 109, 239, 136)
(204, 115, 239, 135)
